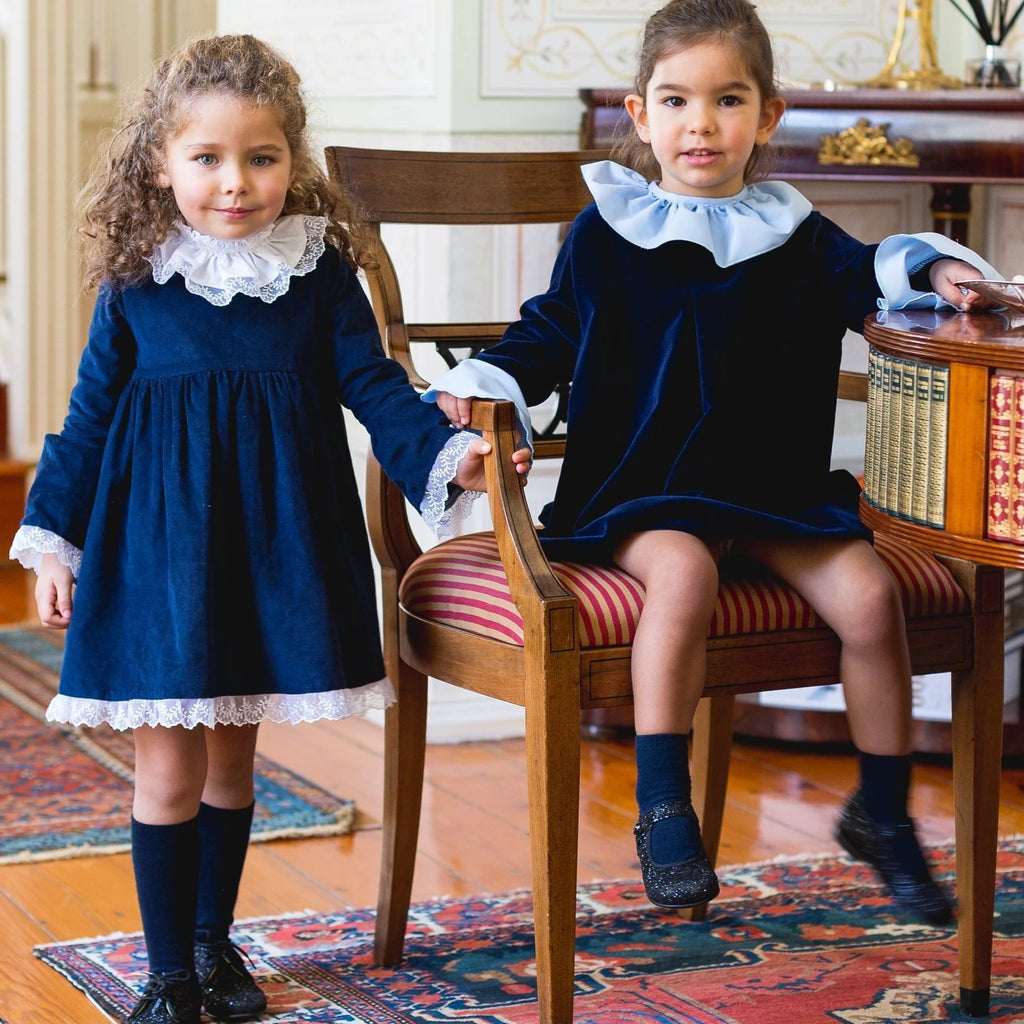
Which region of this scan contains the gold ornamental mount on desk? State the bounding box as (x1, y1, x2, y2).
(818, 118, 921, 167)
(863, 0, 963, 88)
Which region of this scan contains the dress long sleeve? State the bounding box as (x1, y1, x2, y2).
(21, 287, 137, 550)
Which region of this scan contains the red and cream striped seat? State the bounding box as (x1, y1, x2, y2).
(328, 145, 1004, 1024)
(402, 531, 967, 648)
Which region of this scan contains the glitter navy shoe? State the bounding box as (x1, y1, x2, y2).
(194, 939, 267, 1021)
(835, 790, 953, 926)
(125, 970, 201, 1024)
(633, 799, 720, 909)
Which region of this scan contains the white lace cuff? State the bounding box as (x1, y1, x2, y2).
(10, 525, 83, 578)
(420, 432, 485, 538)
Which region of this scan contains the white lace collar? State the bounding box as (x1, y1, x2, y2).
(149, 214, 327, 306)
(581, 160, 812, 267)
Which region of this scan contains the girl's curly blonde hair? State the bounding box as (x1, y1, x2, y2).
(79, 33, 368, 290)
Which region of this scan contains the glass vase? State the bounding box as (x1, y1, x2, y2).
(966, 44, 1022, 87)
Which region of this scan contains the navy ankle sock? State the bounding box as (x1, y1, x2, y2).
(195, 801, 255, 945)
(635, 733, 702, 864)
(858, 751, 912, 824)
(857, 752, 927, 874)
(131, 815, 200, 975)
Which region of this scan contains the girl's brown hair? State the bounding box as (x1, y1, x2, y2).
(612, 0, 780, 184)
(79, 34, 369, 290)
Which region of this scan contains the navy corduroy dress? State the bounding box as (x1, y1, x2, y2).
(21, 244, 453, 727)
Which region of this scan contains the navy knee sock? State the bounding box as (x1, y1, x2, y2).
(857, 751, 927, 873)
(635, 733, 702, 864)
(195, 801, 255, 945)
(131, 815, 200, 975)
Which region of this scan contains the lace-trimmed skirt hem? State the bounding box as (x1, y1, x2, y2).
(45, 678, 396, 731)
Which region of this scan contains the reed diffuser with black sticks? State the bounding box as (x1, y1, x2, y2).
(948, 0, 1024, 84)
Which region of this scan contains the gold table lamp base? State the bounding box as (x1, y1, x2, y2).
(861, 0, 963, 89)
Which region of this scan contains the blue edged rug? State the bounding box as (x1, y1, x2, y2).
(0, 627, 355, 863)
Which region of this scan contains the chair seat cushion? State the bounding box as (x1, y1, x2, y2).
(399, 532, 968, 648)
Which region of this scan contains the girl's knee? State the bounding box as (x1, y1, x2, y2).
(837, 568, 905, 647)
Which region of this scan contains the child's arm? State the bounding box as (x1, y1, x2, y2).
(35, 552, 74, 629)
(928, 259, 998, 311)
(437, 391, 474, 429)
(452, 433, 532, 491)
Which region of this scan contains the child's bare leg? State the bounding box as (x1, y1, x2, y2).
(613, 529, 722, 907)
(194, 724, 267, 1018)
(130, 726, 207, 1004)
(614, 529, 720, 735)
(739, 538, 912, 755)
(739, 536, 951, 923)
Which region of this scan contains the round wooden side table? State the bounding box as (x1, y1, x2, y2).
(861, 307, 1024, 567)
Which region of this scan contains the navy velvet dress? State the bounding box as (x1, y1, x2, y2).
(477, 203, 878, 564)
(21, 247, 453, 722)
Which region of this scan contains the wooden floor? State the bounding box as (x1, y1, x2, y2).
(3, 564, 1024, 1022)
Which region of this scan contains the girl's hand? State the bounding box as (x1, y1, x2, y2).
(454, 438, 532, 492)
(930, 259, 999, 311)
(436, 390, 473, 428)
(36, 552, 73, 629)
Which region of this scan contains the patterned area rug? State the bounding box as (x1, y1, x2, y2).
(0, 627, 354, 863)
(35, 838, 1024, 1023)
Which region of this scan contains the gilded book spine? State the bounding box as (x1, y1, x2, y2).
(988, 373, 1015, 541)
(1012, 377, 1024, 545)
(879, 354, 893, 514)
(897, 359, 917, 520)
(911, 362, 932, 526)
(887, 359, 903, 516)
(864, 347, 882, 507)
(927, 365, 948, 530)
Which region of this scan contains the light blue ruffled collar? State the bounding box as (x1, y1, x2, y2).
(582, 160, 812, 267)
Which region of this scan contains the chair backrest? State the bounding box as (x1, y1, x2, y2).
(325, 146, 609, 458)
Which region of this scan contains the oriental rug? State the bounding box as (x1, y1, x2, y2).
(0, 627, 354, 864)
(35, 838, 1024, 1023)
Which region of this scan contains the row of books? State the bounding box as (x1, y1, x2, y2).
(986, 372, 1024, 546)
(862, 348, 948, 529)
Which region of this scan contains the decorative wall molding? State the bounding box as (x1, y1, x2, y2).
(481, 0, 904, 95)
(217, 0, 440, 97)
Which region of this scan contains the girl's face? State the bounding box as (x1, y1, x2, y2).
(624, 41, 784, 199)
(156, 94, 293, 241)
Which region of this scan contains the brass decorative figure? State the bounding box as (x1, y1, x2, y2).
(863, 0, 962, 88)
(818, 119, 922, 167)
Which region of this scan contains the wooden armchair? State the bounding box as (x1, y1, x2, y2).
(325, 145, 1005, 1023)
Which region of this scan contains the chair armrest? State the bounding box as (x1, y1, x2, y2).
(931, 552, 1005, 615)
(469, 399, 576, 616)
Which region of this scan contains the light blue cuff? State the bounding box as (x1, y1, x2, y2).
(875, 232, 1003, 311)
(422, 359, 533, 452)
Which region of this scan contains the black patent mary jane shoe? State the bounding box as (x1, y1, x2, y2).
(633, 799, 721, 909)
(195, 939, 268, 1021)
(835, 791, 954, 926)
(125, 970, 201, 1024)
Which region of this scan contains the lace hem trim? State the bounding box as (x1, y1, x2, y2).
(420, 432, 484, 538)
(10, 525, 83, 578)
(46, 678, 395, 731)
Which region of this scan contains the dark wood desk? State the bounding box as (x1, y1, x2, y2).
(579, 87, 1024, 244)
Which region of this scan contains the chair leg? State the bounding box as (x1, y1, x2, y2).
(950, 570, 1005, 1018)
(685, 694, 735, 922)
(373, 661, 428, 966)
(525, 672, 580, 1023)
